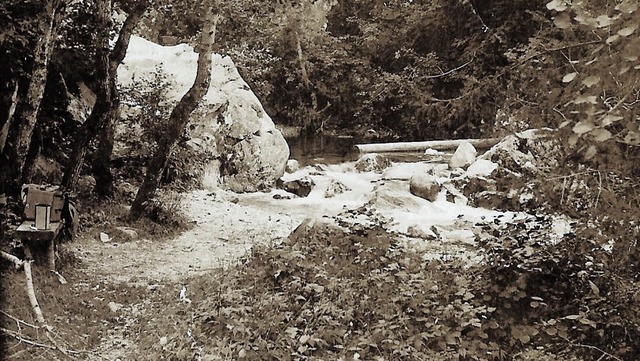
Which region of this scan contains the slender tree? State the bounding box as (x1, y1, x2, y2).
(129, 1, 219, 220)
(0, 81, 18, 155)
(61, 0, 113, 191)
(91, 1, 150, 197)
(1, 0, 65, 191)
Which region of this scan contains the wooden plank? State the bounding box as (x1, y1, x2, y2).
(16, 221, 63, 242)
(355, 138, 501, 153)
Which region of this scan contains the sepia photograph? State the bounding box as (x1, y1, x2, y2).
(0, 0, 639, 359)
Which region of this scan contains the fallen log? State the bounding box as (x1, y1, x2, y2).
(355, 138, 501, 153)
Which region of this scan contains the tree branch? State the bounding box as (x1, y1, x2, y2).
(424, 58, 474, 79)
(23, 261, 46, 325)
(573, 343, 623, 361)
(514, 40, 601, 68)
(0, 327, 56, 350)
(1, 250, 24, 269)
(0, 310, 40, 329)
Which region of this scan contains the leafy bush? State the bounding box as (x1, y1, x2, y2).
(132, 223, 541, 360)
(118, 67, 215, 192)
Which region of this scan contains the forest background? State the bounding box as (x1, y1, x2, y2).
(2, 0, 638, 201)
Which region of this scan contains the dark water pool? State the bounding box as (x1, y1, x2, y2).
(286, 134, 448, 166)
(287, 134, 360, 165)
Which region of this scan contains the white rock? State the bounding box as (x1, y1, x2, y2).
(99, 232, 110, 243)
(449, 141, 477, 169)
(277, 176, 315, 197)
(286, 159, 300, 173)
(355, 153, 391, 173)
(118, 36, 289, 193)
(108, 301, 123, 313)
(409, 172, 441, 202)
(466, 159, 498, 178)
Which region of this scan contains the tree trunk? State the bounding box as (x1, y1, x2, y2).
(4, 0, 61, 190)
(129, 11, 219, 221)
(91, 91, 118, 196)
(92, 4, 149, 197)
(0, 81, 18, 155)
(61, 0, 112, 191)
(295, 33, 311, 86)
(20, 125, 42, 184)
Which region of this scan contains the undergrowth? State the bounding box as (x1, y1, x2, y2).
(130, 223, 543, 360)
(78, 185, 193, 242)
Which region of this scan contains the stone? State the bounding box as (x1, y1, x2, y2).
(466, 159, 498, 178)
(407, 225, 436, 239)
(108, 301, 123, 313)
(462, 177, 496, 197)
(480, 129, 561, 173)
(355, 153, 391, 173)
(277, 176, 315, 197)
(273, 192, 295, 200)
(324, 179, 351, 198)
(114, 226, 139, 241)
(99, 232, 110, 243)
(409, 172, 441, 202)
(118, 36, 289, 193)
(449, 141, 477, 169)
(286, 159, 300, 173)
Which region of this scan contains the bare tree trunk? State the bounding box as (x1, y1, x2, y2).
(295, 33, 311, 86)
(92, 4, 149, 197)
(20, 125, 42, 184)
(61, 0, 112, 191)
(129, 11, 220, 221)
(0, 81, 18, 155)
(4, 0, 62, 189)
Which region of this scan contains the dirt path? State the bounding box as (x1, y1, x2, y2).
(77, 190, 303, 285)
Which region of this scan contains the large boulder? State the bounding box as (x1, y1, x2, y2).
(355, 153, 392, 173)
(277, 176, 315, 198)
(449, 141, 477, 169)
(118, 36, 289, 192)
(409, 172, 441, 202)
(480, 129, 560, 174)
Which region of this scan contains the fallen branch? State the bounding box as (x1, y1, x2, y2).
(425, 58, 474, 79)
(0, 327, 56, 350)
(1, 252, 47, 326)
(1, 250, 24, 270)
(23, 261, 46, 325)
(0, 310, 40, 330)
(1, 253, 72, 358)
(574, 343, 623, 361)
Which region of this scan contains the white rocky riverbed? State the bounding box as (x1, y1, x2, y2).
(79, 135, 576, 285)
